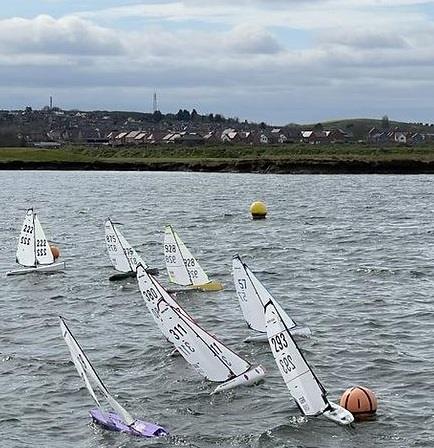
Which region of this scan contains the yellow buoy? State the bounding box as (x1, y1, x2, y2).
(250, 201, 267, 219)
(50, 245, 60, 260)
(340, 386, 378, 421)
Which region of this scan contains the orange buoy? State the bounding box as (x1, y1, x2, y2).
(50, 245, 60, 260)
(340, 386, 378, 421)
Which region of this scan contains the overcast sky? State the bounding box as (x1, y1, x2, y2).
(1, 0, 434, 124)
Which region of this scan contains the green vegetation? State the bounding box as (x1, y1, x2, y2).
(1, 144, 434, 173)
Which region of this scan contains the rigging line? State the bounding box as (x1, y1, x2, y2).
(60, 317, 112, 399)
(33, 211, 37, 268)
(243, 260, 297, 328)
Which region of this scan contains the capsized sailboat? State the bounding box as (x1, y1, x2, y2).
(164, 225, 223, 291)
(6, 208, 65, 276)
(233, 255, 310, 343)
(59, 316, 168, 437)
(136, 264, 265, 394)
(105, 218, 157, 280)
(265, 302, 354, 425)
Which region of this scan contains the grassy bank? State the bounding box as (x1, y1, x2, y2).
(1, 144, 434, 173)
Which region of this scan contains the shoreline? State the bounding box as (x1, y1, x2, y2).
(1, 158, 434, 174)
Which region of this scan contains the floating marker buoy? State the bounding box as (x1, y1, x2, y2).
(250, 201, 267, 220)
(340, 386, 378, 421)
(50, 245, 60, 260)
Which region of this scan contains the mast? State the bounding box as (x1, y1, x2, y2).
(33, 210, 37, 268)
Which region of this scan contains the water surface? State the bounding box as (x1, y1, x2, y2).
(1, 172, 433, 447)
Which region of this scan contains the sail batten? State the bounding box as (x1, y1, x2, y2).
(60, 317, 135, 426)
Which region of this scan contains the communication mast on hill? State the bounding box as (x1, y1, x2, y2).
(152, 91, 159, 113)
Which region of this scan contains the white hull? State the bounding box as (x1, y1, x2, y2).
(244, 325, 312, 343)
(211, 365, 265, 394)
(6, 261, 65, 276)
(322, 402, 354, 425)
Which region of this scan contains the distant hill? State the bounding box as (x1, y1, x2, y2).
(299, 118, 434, 140)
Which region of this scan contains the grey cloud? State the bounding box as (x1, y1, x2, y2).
(225, 25, 281, 54)
(0, 15, 124, 55)
(319, 29, 409, 49)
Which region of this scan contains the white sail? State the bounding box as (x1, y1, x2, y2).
(59, 317, 135, 426)
(137, 265, 252, 382)
(34, 214, 54, 265)
(16, 209, 36, 267)
(233, 256, 296, 333)
(265, 302, 329, 417)
(159, 302, 251, 381)
(137, 264, 186, 341)
(164, 225, 209, 286)
(105, 219, 147, 272)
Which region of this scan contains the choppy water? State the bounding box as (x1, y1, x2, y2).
(1, 171, 433, 448)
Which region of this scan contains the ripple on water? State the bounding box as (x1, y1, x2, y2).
(0, 172, 433, 448)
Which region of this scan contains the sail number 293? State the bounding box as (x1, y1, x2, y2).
(271, 333, 288, 353)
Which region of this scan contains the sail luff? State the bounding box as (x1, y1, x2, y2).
(59, 317, 135, 426)
(16, 209, 36, 267)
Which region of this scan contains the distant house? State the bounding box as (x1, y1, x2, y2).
(146, 131, 166, 144)
(203, 130, 220, 144)
(134, 132, 148, 145)
(367, 128, 389, 145)
(125, 131, 141, 145)
(326, 128, 348, 143)
(221, 129, 242, 143)
(270, 128, 288, 144)
(393, 131, 407, 144)
(115, 131, 128, 145)
(260, 132, 270, 144)
(162, 132, 181, 143)
(407, 133, 424, 145)
(176, 132, 204, 145)
(302, 130, 329, 144)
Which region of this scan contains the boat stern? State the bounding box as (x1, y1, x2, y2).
(89, 409, 168, 437)
(196, 280, 224, 292)
(211, 365, 266, 394)
(322, 402, 354, 425)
